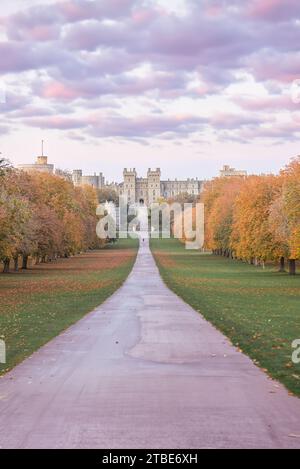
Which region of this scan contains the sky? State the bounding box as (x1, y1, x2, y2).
(0, 0, 300, 182)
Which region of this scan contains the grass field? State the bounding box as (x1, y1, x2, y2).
(0, 238, 138, 375)
(151, 238, 300, 396)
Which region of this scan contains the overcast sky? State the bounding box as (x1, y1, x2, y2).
(0, 0, 299, 181)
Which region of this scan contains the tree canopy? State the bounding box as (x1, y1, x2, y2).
(0, 168, 101, 272)
(201, 157, 300, 274)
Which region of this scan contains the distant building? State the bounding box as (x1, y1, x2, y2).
(118, 168, 161, 205)
(55, 168, 73, 182)
(72, 170, 105, 189)
(219, 165, 247, 178)
(18, 155, 54, 175)
(18, 152, 242, 204)
(161, 178, 202, 200)
(118, 168, 204, 205)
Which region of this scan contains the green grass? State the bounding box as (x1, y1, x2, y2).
(151, 237, 300, 396)
(0, 238, 138, 375)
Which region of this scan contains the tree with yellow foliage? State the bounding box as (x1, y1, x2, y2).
(201, 161, 299, 275)
(0, 169, 101, 273)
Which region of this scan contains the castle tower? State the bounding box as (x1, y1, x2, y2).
(123, 168, 137, 204)
(17, 141, 54, 174)
(72, 169, 83, 186)
(147, 168, 161, 205)
(36, 141, 48, 166)
(36, 155, 48, 165)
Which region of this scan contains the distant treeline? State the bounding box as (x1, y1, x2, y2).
(0, 161, 102, 273)
(201, 156, 300, 275)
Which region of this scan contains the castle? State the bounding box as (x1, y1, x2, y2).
(72, 167, 204, 205)
(17, 149, 247, 205)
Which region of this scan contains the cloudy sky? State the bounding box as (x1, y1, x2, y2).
(0, 0, 300, 181)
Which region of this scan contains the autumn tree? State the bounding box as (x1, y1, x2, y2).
(97, 187, 119, 204)
(279, 157, 300, 274)
(0, 169, 101, 273)
(202, 178, 243, 256)
(231, 175, 282, 265)
(0, 171, 32, 272)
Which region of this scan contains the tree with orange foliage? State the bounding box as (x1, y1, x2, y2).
(202, 177, 244, 257)
(279, 156, 300, 274)
(0, 169, 101, 273)
(231, 175, 282, 266)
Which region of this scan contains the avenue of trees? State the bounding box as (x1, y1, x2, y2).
(0, 160, 101, 273)
(202, 157, 300, 275)
(1, 156, 299, 274)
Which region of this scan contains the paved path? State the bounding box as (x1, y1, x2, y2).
(1, 237, 300, 449)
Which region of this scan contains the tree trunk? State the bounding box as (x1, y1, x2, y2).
(22, 255, 28, 270)
(13, 256, 19, 272)
(279, 257, 285, 273)
(3, 258, 10, 273)
(289, 259, 296, 276)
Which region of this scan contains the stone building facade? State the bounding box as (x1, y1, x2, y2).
(119, 168, 162, 205)
(72, 170, 105, 189)
(161, 178, 202, 200)
(219, 165, 247, 178)
(118, 168, 203, 205)
(19, 155, 249, 205)
(17, 155, 54, 174)
(17, 152, 203, 203)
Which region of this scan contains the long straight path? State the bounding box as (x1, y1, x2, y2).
(0, 237, 300, 448)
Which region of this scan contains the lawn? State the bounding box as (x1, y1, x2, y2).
(151, 238, 300, 396)
(0, 238, 138, 375)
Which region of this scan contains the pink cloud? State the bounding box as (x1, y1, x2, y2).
(41, 81, 79, 100)
(27, 115, 85, 130)
(58, 1, 89, 22)
(248, 51, 300, 83)
(58, 0, 136, 22)
(233, 95, 297, 112)
(131, 6, 166, 25)
(1, 0, 300, 146)
(29, 25, 59, 41)
(247, 0, 300, 21)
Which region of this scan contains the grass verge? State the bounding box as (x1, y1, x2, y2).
(0, 238, 138, 375)
(151, 237, 300, 396)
